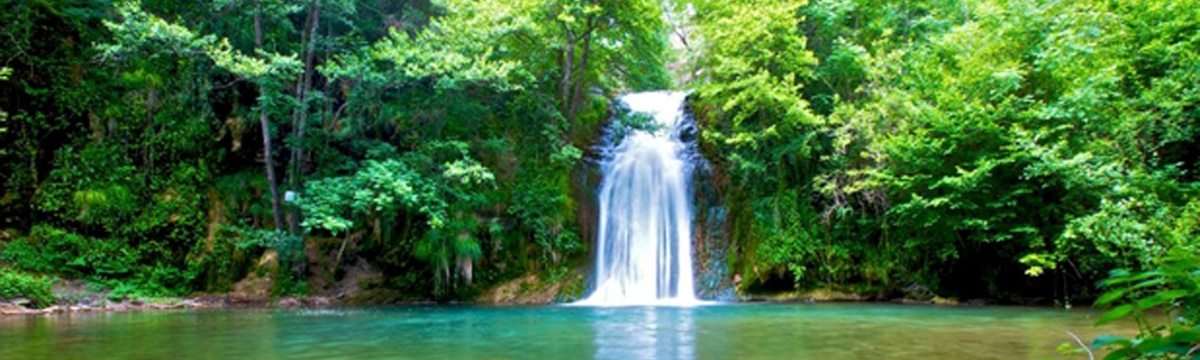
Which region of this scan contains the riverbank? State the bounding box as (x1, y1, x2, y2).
(0, 292, 416, 316)
(1, 271, 1033, 317)
(0, 277, 366, 316)
(0, 293, 1050, 317)
(739, 291, 993, 306)
(0, 297, 207, 316)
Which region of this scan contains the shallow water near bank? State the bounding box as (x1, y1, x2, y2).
(0, 303, 1127, 360)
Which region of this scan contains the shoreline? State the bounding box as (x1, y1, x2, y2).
(0, 294, 368, 316)
(0, 276, 1059, 317)
(1, 295, 1057, 317)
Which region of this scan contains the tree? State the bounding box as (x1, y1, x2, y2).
(685, 0, 1200, 300)
(0, 67, 8, 155)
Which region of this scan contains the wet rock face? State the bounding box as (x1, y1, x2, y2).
(693, 182, 735, 300)
(573, 158, 603, 261)
(685, 113, 736, 302)
(708, 212, 735, 301)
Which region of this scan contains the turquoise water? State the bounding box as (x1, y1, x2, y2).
(0, 304, 1127, 359)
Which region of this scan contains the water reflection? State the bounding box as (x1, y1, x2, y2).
(0, 305, 1141, 360)
(591, 307, 695, 360)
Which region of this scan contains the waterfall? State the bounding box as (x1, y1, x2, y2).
(577, 91, 699, 306)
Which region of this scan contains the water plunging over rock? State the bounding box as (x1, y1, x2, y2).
(577, 91, 700, 306)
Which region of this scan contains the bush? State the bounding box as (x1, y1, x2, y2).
(0, 225, 138, 279)
(0, 225, 195, 298)
(0, 268, 55, 308)
(1089, 249, 1200, 359)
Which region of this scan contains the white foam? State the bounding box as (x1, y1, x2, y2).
(576, 91, 700, 307)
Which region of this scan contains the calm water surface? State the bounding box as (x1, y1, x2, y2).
(0, 303, 1129, 360)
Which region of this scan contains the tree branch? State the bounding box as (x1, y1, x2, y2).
(1067, 331, 1095, 360)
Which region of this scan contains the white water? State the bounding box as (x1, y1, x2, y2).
(576, 91, 700, 306)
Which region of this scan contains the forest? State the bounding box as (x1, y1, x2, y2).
(0, 0, 1197, 350)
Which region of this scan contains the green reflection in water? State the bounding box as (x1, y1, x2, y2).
(0, 304, 1133, 360)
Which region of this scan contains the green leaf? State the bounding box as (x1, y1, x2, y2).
(1157, 289, 1190, 301)
(1096, 288, 1127, 306)
(1169, 329, 1200, 343)
(1133, 289, 1189, 309)
(1096, 304, 1134, 326)
(1130, 278, 1167, 290)
(1091, 335, 1132, 350)
(1100, 347, 1137, 360)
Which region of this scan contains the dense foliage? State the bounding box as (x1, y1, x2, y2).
(681, 0, 1199, 303)
(0, 0, 669, 300)
(0, 0, 1195, 314)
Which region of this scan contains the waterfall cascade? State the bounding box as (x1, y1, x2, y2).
(576, 91, 700, 306)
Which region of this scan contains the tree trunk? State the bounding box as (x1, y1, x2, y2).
(567, 17, 595, 125)
(260, 109, 284, 232)
(255, 1, 285, 232)
(559, 26, 575, 125)
(287, 0, 321, 236)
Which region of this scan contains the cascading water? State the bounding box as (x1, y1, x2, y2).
(577, 91, 699, 306)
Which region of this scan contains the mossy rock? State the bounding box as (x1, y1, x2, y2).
(476, 267, 587, 305)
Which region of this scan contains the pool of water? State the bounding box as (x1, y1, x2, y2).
(0, 303, 1129, 360)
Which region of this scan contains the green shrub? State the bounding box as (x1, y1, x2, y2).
(1089, 249, 1199, 359)
(0, 268, 55, 308)
(0, 226, 197, 298)
(0, 225, 138, 279)
(0, 226, 84, 275)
